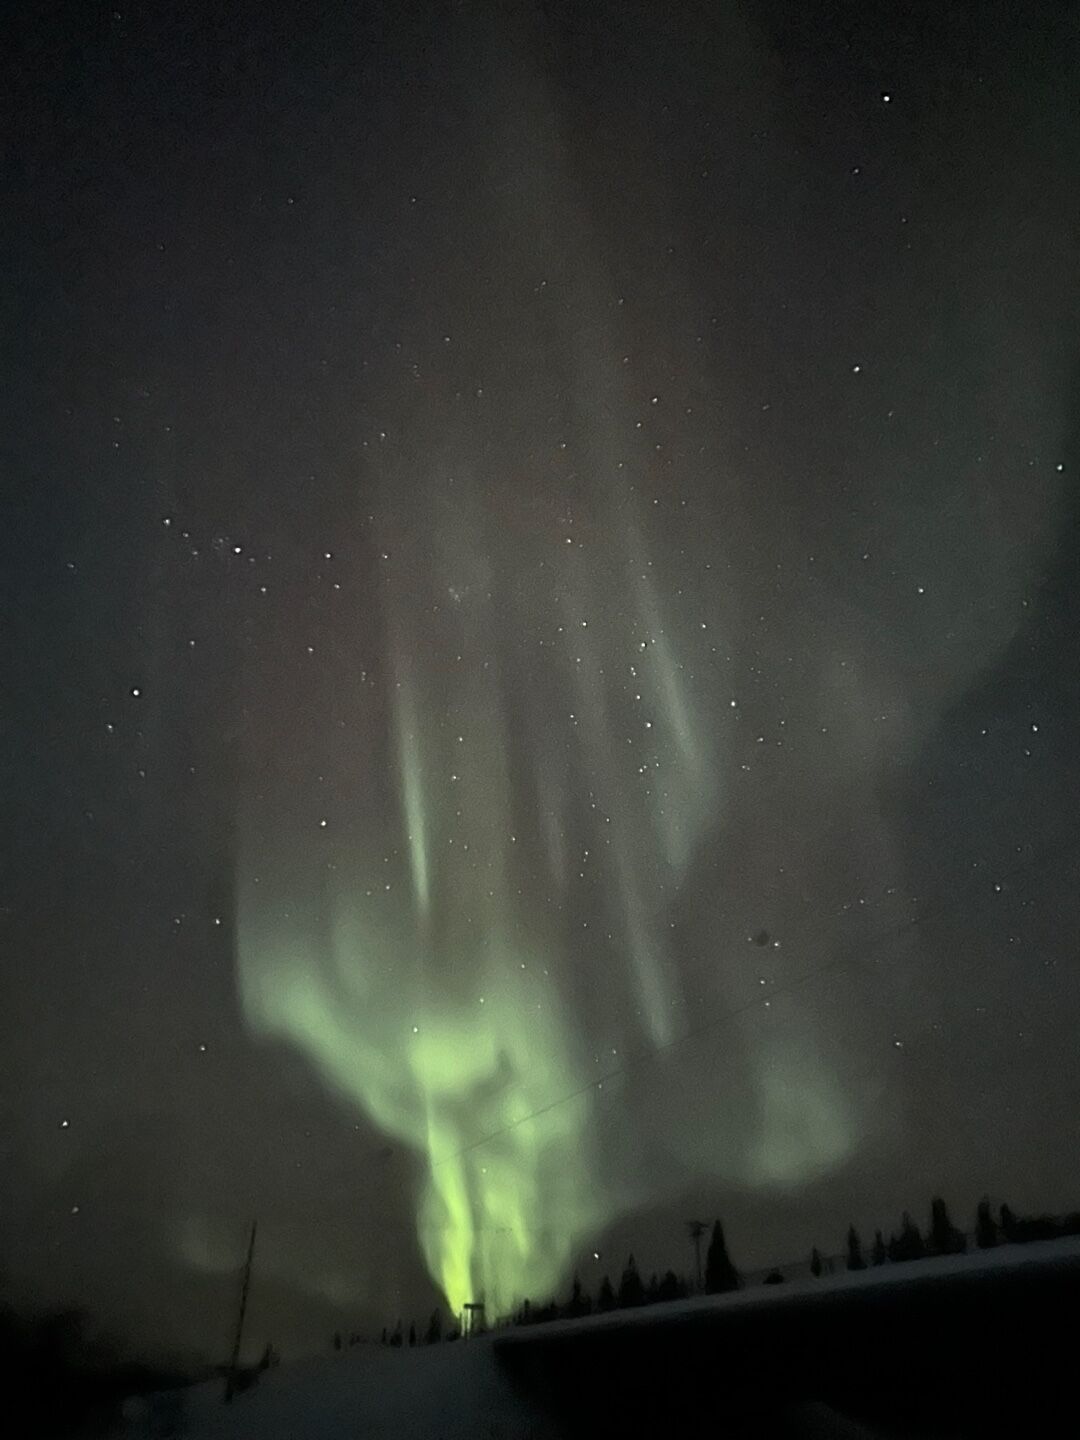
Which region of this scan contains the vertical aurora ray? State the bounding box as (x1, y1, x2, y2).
(230, 15, 747, 1308)
(235, 460, 734, 1315)
(396, 678, 431, 923)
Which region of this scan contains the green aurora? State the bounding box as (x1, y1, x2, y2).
(230, 8, 1060, 1325)
(236, 480, 739, 1318)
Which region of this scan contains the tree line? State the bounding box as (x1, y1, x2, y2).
(364, 1193, 1080, 1349)
(841, 1195, 1080, 1273)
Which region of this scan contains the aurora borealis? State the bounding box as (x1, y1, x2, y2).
(5, 0, 1080, 1365)
(231, 3, 1069, 1319)
(237, 473, 728, 1316)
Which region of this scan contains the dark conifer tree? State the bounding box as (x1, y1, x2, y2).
(657, 1270, 684, 1303)
(872, 1230, 887, 1266)
(618, 1254, 646, 1308)
(380, 1327, 388, 1347)
(425, 1308, 443, 1345)
(566, 1273, 590, 1318)
(846, 1224, 866, 1271)
(902, 1211, 926, 1261)
(810, 1247, 823, 1278)
(888, 1212, 925, 1263)
(1000, 1203, 1018, 1243)
(929, 1197, 966, 1256)
(597, 1275, 616, 1312)
(408, 1322, 416, 1347)
(705, 1220, 741, 1293)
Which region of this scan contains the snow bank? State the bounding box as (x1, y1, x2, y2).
(123, 1336, 561, 1440)
(119, 1237, 1080, 1439)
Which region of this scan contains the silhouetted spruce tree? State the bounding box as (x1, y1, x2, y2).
(390, 1321, 403, 1348)
(763, 1269, 785, 1285)
(1000, 1203, 1018, 1243)
(646, 1273, 660, 1305)
(902, 1211, 926, 1261)
(597, 1275, 616, 1312)
(810, 1247, 823, 1278)
(618, 1254, 646, 1308)
(425, 1308, 443, 1344)
(872, 1230, 887, 1266)
(657, 1270, 684, 1303)
(705, 1220, 740, 1293)
(333, 1331, 342, 1352)
(408, 1322, 416, 1347)
(380, 1327, 388, 1346)
(888, 1212, 925, 1263)
(975, 1198, 998, 1248)
(566, 1273, 590, 1318)
(929, 1197, 966, 1256)
(846, 1225, 866, 1271)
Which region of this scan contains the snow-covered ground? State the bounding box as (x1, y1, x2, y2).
(117, 1237, 1080, 1439)
(121, 1334, 563, 1440)
(495, 1232, 1080, 1347)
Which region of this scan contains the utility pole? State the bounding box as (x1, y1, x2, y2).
(225, 1220, 258, 1403)
(687, 1220, 708, 1293)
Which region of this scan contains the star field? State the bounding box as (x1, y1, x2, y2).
(2, 0, 1078, 1362)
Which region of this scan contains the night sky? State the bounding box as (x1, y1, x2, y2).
(3, 0, 1078, 1366)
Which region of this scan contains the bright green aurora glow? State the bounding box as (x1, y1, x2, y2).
(236, 478, 738, 1319)
(231, 28, 894, 1320)
(239, 904, 599, 1318)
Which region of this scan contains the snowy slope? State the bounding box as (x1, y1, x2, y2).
(123, 1335, 563, 1440)
(495, 1232, 1080, 1349)
(118, 1237, 1080, 1439)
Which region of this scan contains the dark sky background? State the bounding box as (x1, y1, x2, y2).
(3, 0, 1078, 1368)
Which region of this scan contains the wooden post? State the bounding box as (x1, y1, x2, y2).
(225, 1220, 257, 1403)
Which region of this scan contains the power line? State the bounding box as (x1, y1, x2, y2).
(433, 829, 1080, 1169)
(19, 833, 1076, 1244)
